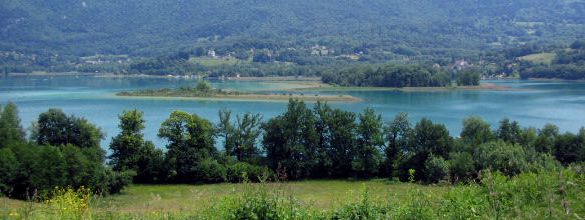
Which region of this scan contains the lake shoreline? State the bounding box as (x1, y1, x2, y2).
(292, 83, 515, 92)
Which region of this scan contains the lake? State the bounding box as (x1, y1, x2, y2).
(1, 75, 584, 149)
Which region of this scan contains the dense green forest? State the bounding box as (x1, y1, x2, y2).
(1, 100, 584, 199)
(2, 0, 585, 75)
(320, 64, 480, 87)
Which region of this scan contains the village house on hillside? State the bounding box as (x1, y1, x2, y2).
(311, 45, 332, 56)
(452, 59, 473, 71)
(207, 49, 216, 58)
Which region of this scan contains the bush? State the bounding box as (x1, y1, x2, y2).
(0, 148, 18, 194)
(205, 182, 311, 220)
(448, 152, 476, 182)
(225, 162, 274, 183)
(424, 155, 450, 184)
(196, 158, 227, 183)
(106, 169, 135, 194)
(475, 140, 528, 176)
(330, 187, 391, 219)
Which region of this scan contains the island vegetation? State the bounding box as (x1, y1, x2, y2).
(1, 100, 584, 218)
(116, 81, 361, 102)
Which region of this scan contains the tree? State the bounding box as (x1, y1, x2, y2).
(262, 99, 319, 179)
(232, 112, 263, 162)
(460, 116, 493, 146)
(535, 124, 559, 154)
(353, 108, 384, 177)
(109, 110, 163, 183)
(0, 103, 26, 147)
(36, 109, 104, 148)
(554, 130, 585, 165)
(448, 152, 475, 182)
(424, 155, 450, 183)
(217, 109, 234, 153)
(0, 147, 19, 194)
(412, 118, 452, 158)
(195, 80, 213, 94)
(456, 70, 480, 86)
(158, 110, 217, 182)
(475, 140, 528, 176)
(496, 118, 522, 144)
(384, 112, 412, 175)
(327, 109, 357, 177)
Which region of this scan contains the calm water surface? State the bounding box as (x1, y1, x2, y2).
(1, 75, 584, 149)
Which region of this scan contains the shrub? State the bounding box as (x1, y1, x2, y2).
(205, 182, 311, 220)
(197, 158, 227, 183)
(330, 187, 391, 219)
(424, 155, 450, 184)
(225, 162, 274, 183)
(448, 152, 476, 182)
(475, 140, 528, 176)
(46, 186, 92, 219)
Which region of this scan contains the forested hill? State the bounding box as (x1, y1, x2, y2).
(1, 0, 585, 56)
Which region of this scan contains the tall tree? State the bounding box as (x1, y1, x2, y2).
(497, 118, 522, 144)
(217, 109, 234, 153)
(262, 99, 319, 179)
(35, 109, 104, 149)
(460, 116, 494, 146)
(412, 118, 452, 158)
(328, 109, 357, 177)
(385, 112, 412, 161)
(159, 110, 216, 182)
(232, 112, 262, 162)
(353, 108, 384, 178)
(109, 110, 163, 183)
(0, 103, 26, 147)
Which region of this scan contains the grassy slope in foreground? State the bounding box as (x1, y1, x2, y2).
(0, 180, 446, 216)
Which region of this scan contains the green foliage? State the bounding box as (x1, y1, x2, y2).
(195, 80, 213, 93)
(322, 64, 451, 88)
(35, 109, 104, 149)
(220, 111, 263, 163)
(262, 99, 319, 179)
(383, 112, 412, 176)
(424, 155, 450, 184)
(496, 118, 522, 144)
(0, 148, 19, 194)
(109, 110, 164, 183)
(0, 103, 25, 147)
(205, 182, 310, 220)
(460, 116, 494, 146)
(158, 110, 218, 183)
(448, 152, 476, 182)
(353, 108, 384, 178)
(412, 118, 453, 158)
(225, 162, 274, 183)
(456, 70, 481, 86)
(330, 187, 391, 219)
(475, 140, 528, 176)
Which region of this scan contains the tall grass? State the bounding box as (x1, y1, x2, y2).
(1, 168, 583, 219)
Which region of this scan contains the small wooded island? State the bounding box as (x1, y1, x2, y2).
(116, 81, 362, 102)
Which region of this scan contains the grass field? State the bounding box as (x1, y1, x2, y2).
(187, 57, 248, 67)
(519, 52, 556, 65)
(0, 180, 446, 217)
(1, 170, 583, 219)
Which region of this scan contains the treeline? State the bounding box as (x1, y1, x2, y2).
(321, 64, 467, 87)
(0, 104, 132, 199)
(2, 100, 585, 199)
(109, 99, 584, 184)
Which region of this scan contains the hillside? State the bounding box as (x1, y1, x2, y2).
(1, 0, 585, 57)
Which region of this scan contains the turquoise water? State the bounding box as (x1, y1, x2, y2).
(1, 75, 584, 149)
